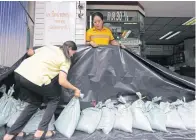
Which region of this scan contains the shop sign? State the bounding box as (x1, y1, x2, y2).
(107, 11, 129, 22)
(44, 2, 76, 45)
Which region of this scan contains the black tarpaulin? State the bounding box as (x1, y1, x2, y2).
(0, 45, 195, 140)
(61, 45, 195, 105)
(0, 45, 195, 105)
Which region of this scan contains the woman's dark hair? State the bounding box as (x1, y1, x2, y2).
(92, 12, 103, 21)
(61, 41, 77, 60)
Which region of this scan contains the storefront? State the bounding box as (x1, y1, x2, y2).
(86, 1, 145, 55)
(33, 1, 145, 55)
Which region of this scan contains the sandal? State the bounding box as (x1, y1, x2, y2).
(33, 131, 56, 140)
(15, 132, 26, 140)
(45, 131, 56, 139)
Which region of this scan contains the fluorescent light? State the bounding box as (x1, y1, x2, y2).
(124, 23, 137, 25)
(188, 18, 196, 25)
(159, 31, 173, 40)
(166, 31, 181, 40)
(191, 21, 195, 25)
(182, 17, 195, 25)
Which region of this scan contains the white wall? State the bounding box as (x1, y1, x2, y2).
(33, 1, 86, 46)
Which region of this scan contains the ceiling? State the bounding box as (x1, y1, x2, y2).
(140, 1, 195, 45)
(144, 17, 195, 45)
(140, 1, 195, 17)
(86, 1, 195, 45)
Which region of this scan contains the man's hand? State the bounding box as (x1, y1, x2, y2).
(74, 88, 81, 98)
(27, 48, 35, 56)
(90, 41, 98, 48)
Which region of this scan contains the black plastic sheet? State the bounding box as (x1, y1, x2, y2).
(62, 45, 195, 106)
(0, 45, 195, 105)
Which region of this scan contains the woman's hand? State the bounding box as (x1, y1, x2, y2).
(74, 88, 81, 98)
(90, 41, 98, 48)
(59, 71, 80, 98)
(27, 48, 35, 56)
(120, 44, 126, 49)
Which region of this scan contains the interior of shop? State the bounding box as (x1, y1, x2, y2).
(86, 1, 195, 78)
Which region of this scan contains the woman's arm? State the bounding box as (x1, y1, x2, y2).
(86, 41, 98, 48)
(109, 29, 126, 48)
(58, 71, 80, 97)
(86, 29, 98, 48)
(110, 40, 126, 48)
(110, 40, 120, 46)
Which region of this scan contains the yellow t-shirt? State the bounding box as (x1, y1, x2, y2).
(86, 27, 115, 45)
(15, 45, 70, 86)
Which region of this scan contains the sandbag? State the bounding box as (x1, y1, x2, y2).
(177, 99, 195, 130)
(55, 97, 80, 138)
(145, 97, 167, 132)
(0, 85, 19, 127)
(97, 99, 116, 134)
(23, 109, 55, 134)
(114, 104, 132, 133)
(160, 101, 187, 130)
(131, 92, 153, 132)
(7, 101, 29, 127)
(0, 84, 6, 95)
(76, 107, 102, 134)
(0, 85, 7, 110)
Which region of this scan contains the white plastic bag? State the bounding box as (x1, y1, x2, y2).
(55, 97, 80, 138)
(131, 92, 153, 132)
(76, 107, 102, 134)
(114, 104, 132, 133)
(0, 84, 6, 95)
(7, 102, 29, 127)
(177, 99, 195, 130)
(0, 85, 19, 127)
(97, 99, 116, 134)
(0, 85, 8, 111)
(145, 97, 167, 132)
(160, 101, 187, 130)
(23, 109, 55, 134)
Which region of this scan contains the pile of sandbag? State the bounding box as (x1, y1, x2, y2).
(55, 91, 195, 138)
(0, 85, 22, 127)
(0, 85, 55, 134)
(160, 98, 195, 130)
(1, 84, 195, 138)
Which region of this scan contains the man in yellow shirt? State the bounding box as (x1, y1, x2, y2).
(4, 41, 80, 140)
(86, 12, 125, 48)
